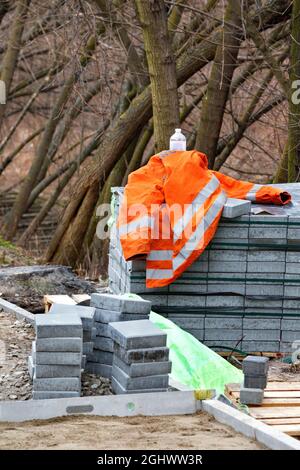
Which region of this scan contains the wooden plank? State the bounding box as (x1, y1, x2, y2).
(44, 295, 76, 313)
(262, 417, 300, 425)
(227, 382, 300, 393)
(72, 294, 91, 304)
(271, 424, 300, 436)
(249, 406, 300, 419)
(258, 398, 300, 406)
(231, 390, 300, 399)
(219, 352, 281, 358)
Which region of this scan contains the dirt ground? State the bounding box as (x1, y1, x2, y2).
(0, 309, 298, 450)
(0, 413, 265, 450)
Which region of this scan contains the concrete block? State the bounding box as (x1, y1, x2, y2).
(113, 355, 172, 378)
(243, 317, 281, 330)
(88, 349, 113, 365)
(35, 313, 82, 338)
(248, 250, 285, 262)
(243, 330, 280, 341)
(242, 341, 280, 353)
(204, 340, 243, 350)
(254, 421, 300, 450)
(112, 364, 169, 390)
(247, 261, 285, 274)
(205, 317, 242, 329)
(36, 337, 82, 352)
(85, 362, 112, 378)
(94, 336, 114, 353)
(209, 249, 247, 262)
(240, 387, 264, 405)
(167, 294, 206, 307)
(248, 224, 287, 240)
(27, 355, 34, 380)
(168, 316, 204, 330)
(94, 322, 111, 337)
(205, 329, 243, 341)
(114, 344, 169, 365)
(111, 376, 167, 395)
(281, 319, 300, 330)
(168, 282, 207, 294)
(209, 261, 246, 273)
(33, 391, 80, 400)
(286, 250, 300, 262)
(185, 329, 204, 341)
(206, 295, 244, 307)
(34, 364, 81, 378)
(94, 309, 148, 323)
(222, 198, 251, 219)
(83, 327, 97, 341)
(109, 320, 167, 349)
(82, 342, 94, 355)
(281, 331, 300, 342)
(207, 282, 245, 296)
(50, 304, 95, 329)
(246, 282, 283, 298)
(242, 355, 269, 376)
(280, 342, 293, 353)
(35, 352, 82, 365)
(245, 297, 282, 309)
(287, 227, 300, 241)
(244, 376, 268, 389)
(33, 377, 81, 391)
(285, 263, 300, 274)
(81, 354, 86, 369)
(214, 225, 249, 239)
(90, 293, 151, 314)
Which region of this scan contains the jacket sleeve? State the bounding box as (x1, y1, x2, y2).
(118, 157, 165, 261)
(211, 171, 291, 205)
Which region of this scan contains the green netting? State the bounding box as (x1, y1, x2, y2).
(122, 293, 243, 395)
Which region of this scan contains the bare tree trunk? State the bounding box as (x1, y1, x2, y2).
(273, 143, 288, 183)
(195, 0, 243, 167)
(0, 1, 10, 25)
(0, 0, 31, 128)
(3, 32, 97, 240)
(287, 0, 300, 181)
(136, 0, 179, 151)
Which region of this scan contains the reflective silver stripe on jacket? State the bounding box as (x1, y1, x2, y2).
(173, 175, 220, 241)
(118, 215, 154, 236)
(147, 250, 173, 261)
(245, 184, 262, 202)
(173, 191, 227, 272)
(146, 269, 174, 279)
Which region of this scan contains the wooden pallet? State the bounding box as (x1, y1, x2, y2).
(226, 382, 300, 437)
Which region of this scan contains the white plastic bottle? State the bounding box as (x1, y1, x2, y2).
(169, 128, 186, 151)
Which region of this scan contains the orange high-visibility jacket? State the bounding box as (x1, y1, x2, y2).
(118, 150, 291, 288)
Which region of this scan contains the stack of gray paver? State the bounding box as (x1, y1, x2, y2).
(108, 185, 300, 354)
(110, 319, 171, 394)
(86, 293, 152, 379)
(29, 313, 83, 400)
(49, 304, 96, 370)
(240, 355, 269, 405)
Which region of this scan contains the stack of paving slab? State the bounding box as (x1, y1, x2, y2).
(29, 313, 83, 400)
(109, 185, 300, 354)
(240, 355, 269, 405)
(110, 319, 171, 394)
(50, 304, 96, 370)
(86, 293, 152, 379)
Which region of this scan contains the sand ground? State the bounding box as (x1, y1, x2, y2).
(0, 412, 265, 450)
